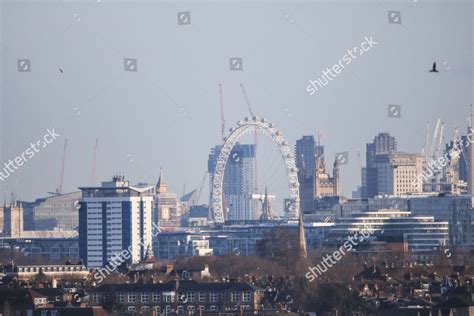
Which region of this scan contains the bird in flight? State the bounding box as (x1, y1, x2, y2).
(429, 62, 439, 73)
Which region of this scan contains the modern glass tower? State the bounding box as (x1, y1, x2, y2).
(208, 143, 256, 220)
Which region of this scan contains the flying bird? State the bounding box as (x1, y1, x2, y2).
(429, 62, 439, 73)
(59, 68, 64, 74)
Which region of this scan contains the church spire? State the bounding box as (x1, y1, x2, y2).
(260, 186, 273, 221)
(298, 210, 307, 258)
(156, 168, 168, 194)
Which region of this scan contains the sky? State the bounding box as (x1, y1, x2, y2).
(0, 0, 472, 209)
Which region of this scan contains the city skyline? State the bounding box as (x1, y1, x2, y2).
(1, 1, 471, 203)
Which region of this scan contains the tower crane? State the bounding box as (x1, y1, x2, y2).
(56, 139, 68, 195)
(239, 83, 259, 194)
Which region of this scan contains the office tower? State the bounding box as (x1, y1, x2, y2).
(154, 169, 183, 228)
(295, 135, 324, 179)
(374, 152, 423, 196)
(208, 143, 256, 220)
(78, 175, 154, 268)
(365, 133, 398, 197)
(296, 135, 325, 213)
(0, 201, 24, 237)
(297, 169, 314, 214)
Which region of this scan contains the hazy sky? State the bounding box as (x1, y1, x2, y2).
(0, 0, 472, 207)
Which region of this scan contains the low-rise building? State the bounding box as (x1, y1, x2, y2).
(89, 279, 263, 315)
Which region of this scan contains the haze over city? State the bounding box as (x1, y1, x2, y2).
(0, 1, 473, 315)
(1, 0, 471, 202)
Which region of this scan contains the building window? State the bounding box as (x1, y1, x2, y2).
(117, 292, 125, 303)
(127, 306, 136, 312)
(210, 292, 218, 302)
(210, 305, 217, 311)
(141, 292, 149, 303)
(128, 292, 136, 303)
(231, 291, 239, 302)
(93, 293, 100, 303)
(164, 295, 172, 303)
(199, 292, 205, 302)
(152, 292, 161, 302)
(178, 292, 185, 303)
(187, 291, 195, 302)
(243, 292, 251, 302)
(187, 306, 196, 315)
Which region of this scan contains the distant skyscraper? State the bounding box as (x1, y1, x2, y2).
(78, 175, 154, 268)
(374, 152, 423, 196)
(364, 133, 398, 198)
(296, 135, 325, 213)
(295, 135, 324, 179)
(208, 143, 256, 220)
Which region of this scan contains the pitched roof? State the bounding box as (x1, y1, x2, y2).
(92, 280, 261, 293)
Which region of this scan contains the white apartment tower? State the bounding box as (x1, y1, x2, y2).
(79, 175, 154, 268)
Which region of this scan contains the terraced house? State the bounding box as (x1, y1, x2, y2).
(89, 279, 263, 315)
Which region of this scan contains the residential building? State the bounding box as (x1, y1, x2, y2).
(89, 279, 263, 315)
(78, 175, 154, 268)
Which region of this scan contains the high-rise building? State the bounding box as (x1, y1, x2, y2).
(78, 175, 154, 268)
(295, 135, 324, 179)
(208, 143, 256, 220)
(154, 169, 183, 228)
(374, 152, 423, 196)
(296, 135, 325, 213)
(364, 133, 398, 198)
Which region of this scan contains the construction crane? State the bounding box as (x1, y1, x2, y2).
(195, 171, 208, 205)
(423, 119, 445, 191)
(239, 83, 258, 194)
(90, 138, 98, 186)
(58, 139, 68, 195)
